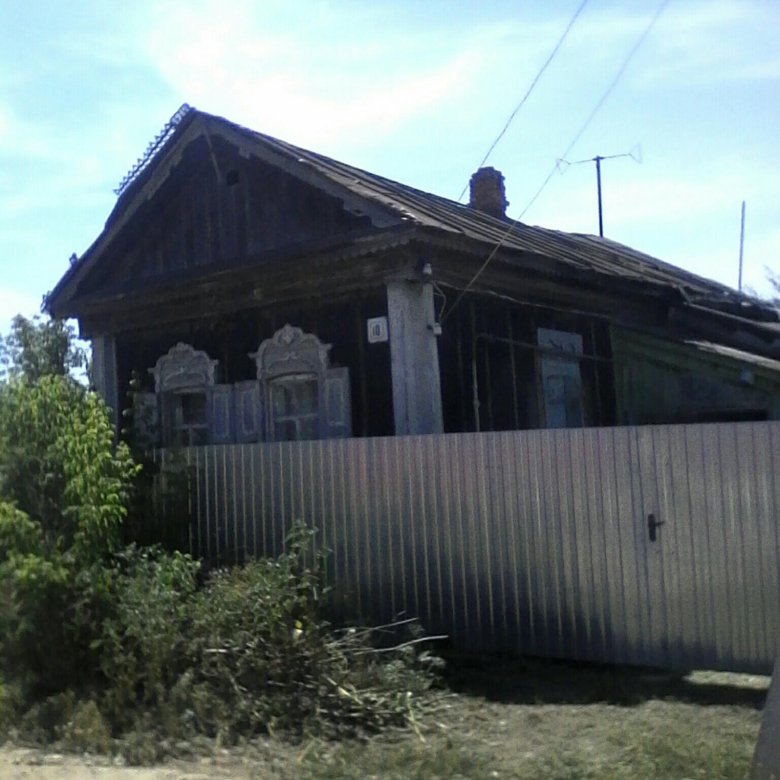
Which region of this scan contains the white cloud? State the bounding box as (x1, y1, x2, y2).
(139, 0, 486, 151)
(631, 0, 780, 88)
(0, 288, 41, 336)
(0, 104, 67, 162)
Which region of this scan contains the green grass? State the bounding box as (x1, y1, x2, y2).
(1, 658, 766, 779)
(293, 701, 758, 780)
(293, 658, 767, 780)
(297, 738, 491, 780)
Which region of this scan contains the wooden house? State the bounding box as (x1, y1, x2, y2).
(47, 106, 780, 445)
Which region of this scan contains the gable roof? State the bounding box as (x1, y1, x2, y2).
(48, 107, 779, 334)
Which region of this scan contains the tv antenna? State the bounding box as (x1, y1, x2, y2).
(737, 200, 746, 292)
(556, 144, 641, 237)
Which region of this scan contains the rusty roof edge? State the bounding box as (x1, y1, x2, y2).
(48, 107, 778, 333)
(52, 225, 419, 319)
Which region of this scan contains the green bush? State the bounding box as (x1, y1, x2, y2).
(100, 546, 199, 729)
(0, 375, 138, 563)
(93, 524, 439, 745)
(60, 699, 112, 754)
(16, 690, 77, 745)
(0, 375, 140, 698)
(0, 675, 22, 737)
(186, 526, 330, 737)
(183, 525, 438, 740)
(0, 502, 44, 560)
(0, 547, 69, 692)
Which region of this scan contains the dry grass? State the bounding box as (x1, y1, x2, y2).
(0, 658, 768, 779)
(297, 657, 768, 780)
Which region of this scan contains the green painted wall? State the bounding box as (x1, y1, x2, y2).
(611, 327, 780, 425)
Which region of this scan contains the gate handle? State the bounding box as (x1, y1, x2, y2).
(648, 513, 665, 542)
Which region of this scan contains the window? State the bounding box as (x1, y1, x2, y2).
(145, 327, 352, 447)
(252, 324, 352, 443)
(269, 374, 320, 441)
(537, 328, 584, 428)
(150, 343, 219, 446)
(167, 390, 209, 446)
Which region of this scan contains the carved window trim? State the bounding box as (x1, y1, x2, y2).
(144, 328, 351, 446)
(150, 343, 219, 446)
(251, 324, 350, 442)
(150, 343, 218, 393)
(250, 325, 331, 442)
(251, 324, 331, 382)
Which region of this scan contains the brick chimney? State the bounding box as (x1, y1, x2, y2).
(468, 167, 508, 219)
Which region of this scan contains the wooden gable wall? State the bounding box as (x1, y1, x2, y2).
(78, 135, 377, 299)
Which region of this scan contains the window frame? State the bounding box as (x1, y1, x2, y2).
(268, 372, 321, 442)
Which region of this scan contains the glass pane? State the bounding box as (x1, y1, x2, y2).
(541, 357, 583, 429)
(181, 392, 207, 425)
(274, 420, 297, 442)
(299, 416, 319, 441)
(563, 376, 583, 427)
(295, 380, 319, 414)
(271, 383, 291, 416)
(189, 427, 209, 446)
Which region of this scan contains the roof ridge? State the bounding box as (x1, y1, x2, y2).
(114, 104, 195, 197)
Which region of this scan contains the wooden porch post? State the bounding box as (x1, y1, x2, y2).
(91, 333, 120, 426)
(386, 280, 443, 435)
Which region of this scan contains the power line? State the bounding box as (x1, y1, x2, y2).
(519, 0, 670, 220)
(456, 0, 590, 203)
(442, 0, 671, 322)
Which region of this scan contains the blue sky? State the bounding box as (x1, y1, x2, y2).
(1, 0, 778, 333)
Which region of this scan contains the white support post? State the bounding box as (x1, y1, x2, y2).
(386, 280, 443, 436)
(91, 334, 119, 426)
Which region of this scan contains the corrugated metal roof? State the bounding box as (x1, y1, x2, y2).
(218, 113, 768, 310)
(50, 108, 778, 331)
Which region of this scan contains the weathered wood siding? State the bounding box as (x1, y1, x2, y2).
(82, 136, 374, 296)
(612, 327, 780, 424)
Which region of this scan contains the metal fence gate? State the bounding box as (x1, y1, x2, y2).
(154, 422, 780, 673)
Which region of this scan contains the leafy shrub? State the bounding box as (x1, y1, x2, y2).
(184, 525, 439, 740)
(95, 524, 440, 744)
(0, 375, 140, 698)
(0, 502, 44, 560)
(100, 546, 199, 729)
(16, 690, 77, 745)
(0, 547, 70, 693)
(60, 699, 112, 754)
(0, 675, 22, 737)
(185, 526, 330, 737)
(0, 375, 138, 563)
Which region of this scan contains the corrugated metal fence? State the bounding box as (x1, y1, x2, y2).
(154, 422, 780, 673)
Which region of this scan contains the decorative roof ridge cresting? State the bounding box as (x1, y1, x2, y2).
(113, 103, 194, 197)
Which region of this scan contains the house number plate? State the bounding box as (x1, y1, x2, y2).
(367, 316, 389, 343)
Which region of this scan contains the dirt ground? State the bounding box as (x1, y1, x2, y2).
(0, 746, 286, 780)
(0, 663, 769, 780)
